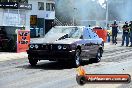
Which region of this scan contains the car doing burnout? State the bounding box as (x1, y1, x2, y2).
(27, 26, 104, 67)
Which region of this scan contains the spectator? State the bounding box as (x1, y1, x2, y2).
(121, 22, 129, 46)
(129, 21, 132, 47)
(111, 20, 118, 44)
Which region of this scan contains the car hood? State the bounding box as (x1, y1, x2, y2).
(54, 38, 81, 44)
(30, 33, 80, 44)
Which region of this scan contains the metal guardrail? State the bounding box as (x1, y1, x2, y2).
(55, 17, 64, 26)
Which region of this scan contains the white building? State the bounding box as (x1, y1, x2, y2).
(0, 0, 55, 51)
(0, 0, 55, 38)
(0, 1, 30, 43)
(29, 0, 55, 19)
(28, 0, 55, 37)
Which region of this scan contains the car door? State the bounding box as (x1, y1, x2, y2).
(80, 39, 92, 59)
(91, 31, 100, 57)
(81, 27, 93, 58)
(86, 28, 99, 58)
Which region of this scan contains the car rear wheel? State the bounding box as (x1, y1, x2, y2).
(101, 42, 104, 54)
(28, 56, 38, 66)
(94, 49, 101, 63)
(73, 49, 81, 67)
(100, 48, 103, 57)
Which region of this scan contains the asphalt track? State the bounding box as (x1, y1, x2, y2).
(0, 42, 132, 88)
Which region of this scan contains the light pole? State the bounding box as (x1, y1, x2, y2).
(73, 8, 77, 26)
(106, 0, 108, 29)
(73, 15, 74, 26)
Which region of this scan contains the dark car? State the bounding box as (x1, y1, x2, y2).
(27, 26, 104, 67)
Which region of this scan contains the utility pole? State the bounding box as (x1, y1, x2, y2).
(73, 8, 77, 26)
(73, 15, 74, 26)
(106, 0, 108, 29)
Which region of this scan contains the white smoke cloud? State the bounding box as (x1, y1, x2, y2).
(55, 0, 105, 26)
(108, 0, 132, 21)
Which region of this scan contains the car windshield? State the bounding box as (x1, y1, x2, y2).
(44, 27, 82, 39)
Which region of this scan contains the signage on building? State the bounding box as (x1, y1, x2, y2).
(3, 13, 20, 26)
(17, 30, 30, 53)
(0, 2, 32, 10)
(30, 15, 37, 26)
(0, 2, 18, 9)
(18, 3, 32, 10)
(3, 12, 26, 27)
(45, 11, 55, 19)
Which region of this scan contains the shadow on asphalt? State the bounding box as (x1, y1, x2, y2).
(16, 60, 93, 70)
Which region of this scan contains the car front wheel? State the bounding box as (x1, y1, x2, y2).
(28, 56, 38, 66)
(94, 49, 101, 63)
(73, 49, 81, 67)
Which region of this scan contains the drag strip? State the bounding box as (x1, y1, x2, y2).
(0, 43, 132, 88)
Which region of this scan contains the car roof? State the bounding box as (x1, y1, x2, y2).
(54, 26, 85, 28)
(53, 26, 86, 32)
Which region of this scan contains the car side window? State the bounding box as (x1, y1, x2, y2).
(83, 28, 91, 39)
(88, 35, 91, 39)
(92, 32, 98, 39)
(88, 29, 98, 39)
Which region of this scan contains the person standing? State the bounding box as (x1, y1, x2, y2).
(111, 20, 118, 44)
(129, 21, 132, 47)
(122, 22, 129, 46)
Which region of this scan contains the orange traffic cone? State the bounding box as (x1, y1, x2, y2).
(76, 66, 86, 76)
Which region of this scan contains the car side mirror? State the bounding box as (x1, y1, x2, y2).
(80, 35, 83, 39)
